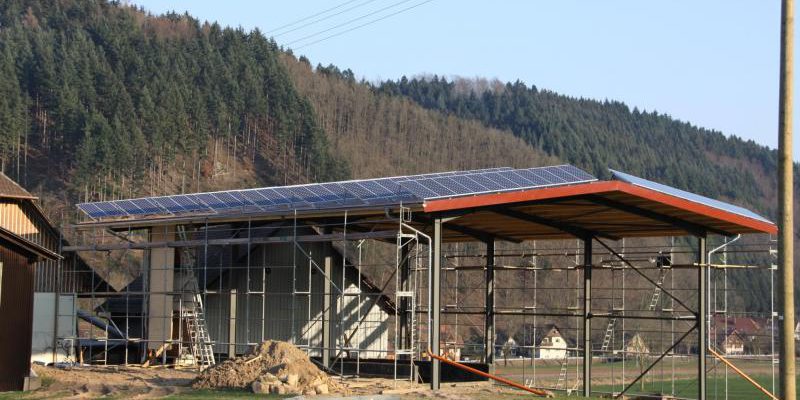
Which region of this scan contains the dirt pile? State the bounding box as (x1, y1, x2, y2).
(193, 340, 346, 396)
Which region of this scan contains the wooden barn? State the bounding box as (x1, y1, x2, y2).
(0, 173, 108, 365)
(0, 226, 60, 391)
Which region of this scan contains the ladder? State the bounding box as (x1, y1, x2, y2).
(600, 316, 617, 353)
(183, 293, 216, 369)
(176, 226, 216, 370)
(556, 352, 569, 390)
(647, 267, 670, 311)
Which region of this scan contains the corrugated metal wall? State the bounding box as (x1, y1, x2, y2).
(0, 247, 35, 391)
(0, 200, 95, 293)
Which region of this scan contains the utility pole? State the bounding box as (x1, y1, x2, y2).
(779, 0, 796, 399)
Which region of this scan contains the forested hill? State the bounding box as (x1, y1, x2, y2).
(0, 0, 348, 213)
(377, 77, 790, 221)
(0, 0, 790, 232)
(0, 0, 790, 313)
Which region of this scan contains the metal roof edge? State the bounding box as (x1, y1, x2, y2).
(609, 168, 774, 226)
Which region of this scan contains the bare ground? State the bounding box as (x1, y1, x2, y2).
(29, 364, 197, 398)
(22, 366, 551, 399)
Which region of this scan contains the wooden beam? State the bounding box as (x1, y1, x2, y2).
(583, 195, 729, 237)
(415, 215, 521, 243)
(491, 208, 620, 240)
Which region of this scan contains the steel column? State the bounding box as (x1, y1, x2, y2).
(484, 239, 495, 369)
(399, 245, 411, 352)
(583, 237, 593, 397)
(430, 218, 442, 390)
(698, 236, 707, 400)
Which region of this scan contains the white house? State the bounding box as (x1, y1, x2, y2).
(720, 330, 745, 355)
(537, 324, 568, 359)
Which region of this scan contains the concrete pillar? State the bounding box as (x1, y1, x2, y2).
(322, 253, 333, 368)
(147, 225, 175, 350)
(228, 289, 237, 358)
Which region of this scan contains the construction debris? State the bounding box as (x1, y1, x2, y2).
(192, 340, 346, 396)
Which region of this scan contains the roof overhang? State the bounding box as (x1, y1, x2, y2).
(72, 169, 776, 243)
(419, 181, 776, 241)
(0, 226, 62, 262)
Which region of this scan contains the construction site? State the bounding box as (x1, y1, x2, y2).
(19, 164, 779, 399)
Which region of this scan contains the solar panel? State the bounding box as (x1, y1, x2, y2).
(114, 199, 147, 214)
(76, 203, 104, 218)
(514, 168, 556, 186)
(150, 197, 185, 213)
(91, 202, 126, 218)
(396, 165, 597, 200)
(560, 164, 596, 181)
(255, 188, 292, 206)
(77, 165, 597, 219)
(131, 198, 163, 214)
(240, 189, 274, 207)
(610, 169, 772, 223)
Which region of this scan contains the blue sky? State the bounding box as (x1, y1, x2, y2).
(132, 1, 793, 156)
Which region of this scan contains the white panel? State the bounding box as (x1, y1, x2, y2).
(31, 293, 76, 364)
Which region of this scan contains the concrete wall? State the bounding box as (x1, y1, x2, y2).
(147, 226, 174, 350)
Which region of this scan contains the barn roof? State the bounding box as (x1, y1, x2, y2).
(0, 226, 61, 262)
(0, 172, 36, 200)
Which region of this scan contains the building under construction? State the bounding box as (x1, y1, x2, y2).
(57, 165, 779, 399)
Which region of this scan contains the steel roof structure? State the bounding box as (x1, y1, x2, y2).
(75, 164, 775, 238)
(69, 164, 778, 397)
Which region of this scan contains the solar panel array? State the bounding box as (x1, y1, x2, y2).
(610, 169, 772, 224)
(77, 165, 596, 219)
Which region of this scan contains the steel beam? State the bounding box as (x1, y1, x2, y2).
(484, 239, 496, 370)
(430, 218, 442, 390)
(583, 237, 592, 397)
(698, 236, 707, 400)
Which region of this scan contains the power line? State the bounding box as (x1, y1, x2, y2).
(266, 0, 361, 34)
(293, 0, 434, 50)
(273, 0, 382, 38)
(286, 0, 419, 46)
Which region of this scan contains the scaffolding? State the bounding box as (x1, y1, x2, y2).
(57, 205, 779, 399)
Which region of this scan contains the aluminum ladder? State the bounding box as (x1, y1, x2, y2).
(556, 352, 569, 390)
(647, 267, 670, 311)
(600, 315, 617, 353)
(176, 226, 216, 370)
(183, 293, 216, 369)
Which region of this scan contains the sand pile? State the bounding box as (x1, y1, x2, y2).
(193, 340, 346, 395)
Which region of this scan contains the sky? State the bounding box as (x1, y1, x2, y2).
(131, 0, 794, 156)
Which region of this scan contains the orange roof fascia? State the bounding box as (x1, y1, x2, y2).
(616, 182, 776, 235)
(423, 181, 777, 235)
(423, 181, 621, 212)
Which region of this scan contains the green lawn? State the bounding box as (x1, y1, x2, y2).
(591, 374, 789, 400)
